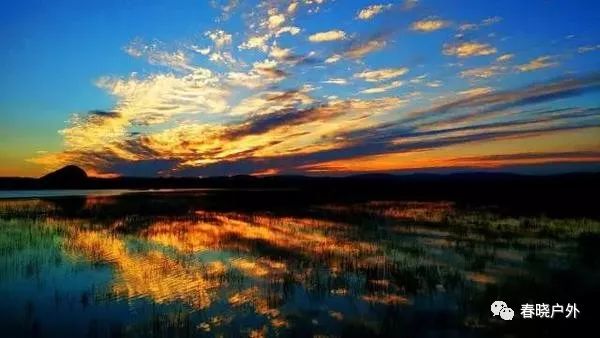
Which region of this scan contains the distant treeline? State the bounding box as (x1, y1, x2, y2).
(1, 166, 599, 217)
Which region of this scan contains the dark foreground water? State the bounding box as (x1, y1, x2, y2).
(0, 190, 598, 337)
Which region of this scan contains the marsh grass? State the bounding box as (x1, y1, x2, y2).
(0, 195, 598, 337)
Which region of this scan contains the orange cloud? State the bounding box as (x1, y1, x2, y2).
(300, 127, 600, 173)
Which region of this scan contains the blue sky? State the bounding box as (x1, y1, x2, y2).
(1, 0, 599, 177)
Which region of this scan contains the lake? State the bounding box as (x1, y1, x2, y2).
(0, 190, 597, 337)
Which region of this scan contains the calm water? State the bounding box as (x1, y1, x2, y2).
(0, 191, 598, 337)
(0, 189, 219, 199)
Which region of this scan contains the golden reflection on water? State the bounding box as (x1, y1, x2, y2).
(54, 206, 424, 332)
(143, 212, 378, 257)
(66, 230, 223, 309)
(6, 196, 584, 335)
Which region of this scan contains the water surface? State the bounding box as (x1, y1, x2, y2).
(0, 188, 220, 199)
(0, 191, 597, 337)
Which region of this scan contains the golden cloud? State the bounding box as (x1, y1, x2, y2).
(239, 34, 270, 52)
(275, 26, 300, 36)
(354, 67, 409, 82)
(308, 30, 347, 42)
(267, 13, 285, 29)
(411, 18, 449, 32)
(205, 30, 233, 49)
(269, 46, 292, 60)
(516, 56, 557, 72)
(356, 4, 392, 20)
(443, 41, 497, 57)
(458, 87, 493, 97)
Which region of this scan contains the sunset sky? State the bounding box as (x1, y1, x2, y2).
(1, 0, 599, 177)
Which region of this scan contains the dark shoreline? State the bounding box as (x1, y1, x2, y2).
(1, 172, 599, 218)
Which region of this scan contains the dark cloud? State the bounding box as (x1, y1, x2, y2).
(172, 117, 600, 177)
(379, 107, 600, 142)
(279, 52, 320, 65)
(401, 74, 600, 126)
(227, 105, 341, 138)
(88, 110, 121, 118)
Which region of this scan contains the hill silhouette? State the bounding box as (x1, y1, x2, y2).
(40, 165, 88, 183)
